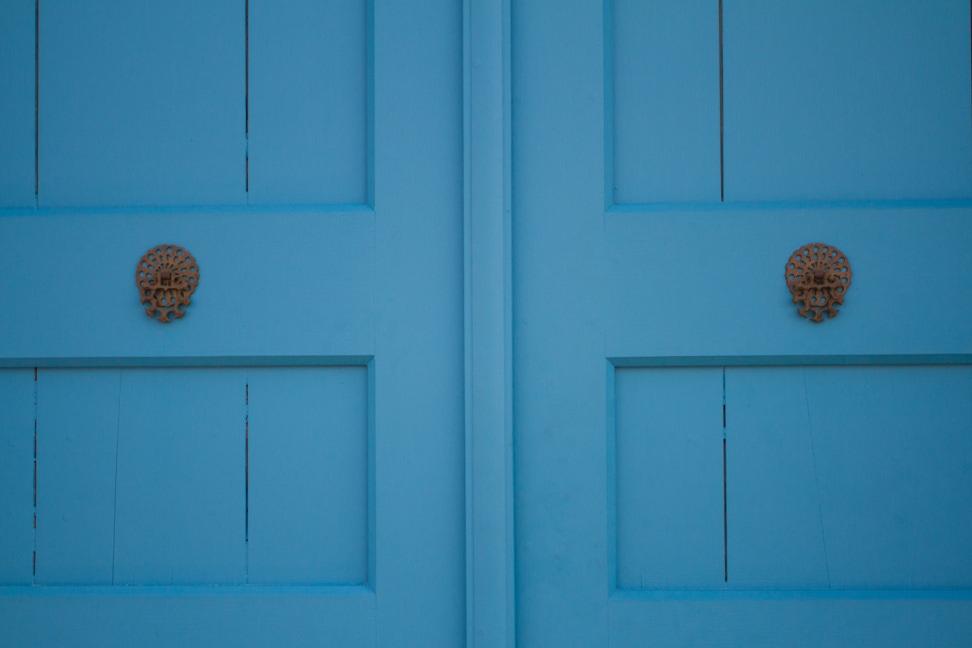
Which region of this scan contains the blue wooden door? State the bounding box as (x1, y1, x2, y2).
(0, 2, 463, 646)
(513, 1, 972, 645)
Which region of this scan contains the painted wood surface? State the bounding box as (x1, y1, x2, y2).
(247, 367, 369, 585)
(725, 368, 830, 589)
(372, 3, 465, 644)
(513, 0, 972, 645)
(609, 0, 720, 204)
(38, 0, 245, 206)
(0, 0, 34, 207)
(247, 0, 369, 205)
(35, 370, 120, 585)
(723, 0, 972, 201)
(463, 0, 515, 645)
(727, 366, 972, 590)
(0, 370, 35, 584)
(2, 590, 375, 648)
(0, 0, 465, 645)
(113, 369, 246, 585)
(798, 366, 972, 588)
(3, 0, 971, 645)
(613, 368, 723, 588)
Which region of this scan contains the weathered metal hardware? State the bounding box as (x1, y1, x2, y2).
(785, 243, 851, 322)
(136, 245, 199, 323)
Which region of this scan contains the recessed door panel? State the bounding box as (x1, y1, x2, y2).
(0, 370, 35, 584)
(723, 0, 972, 201)
(35, 370, 120, 585)
(0, 1, 34, 207)
(39, 0, 245, 207)
(247, 367, 370, 585)
(613, 368, 723, 589)
(248, 0, 369, 205)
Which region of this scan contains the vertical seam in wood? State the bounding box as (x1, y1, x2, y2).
(34, 0, 39, 200)
(718, 0, 724, 202)
(32, 368, 37, 582)
(244, 376, 249, 582)
(111, 370, 123, 586)
(802, 369, 832, 588)
(245, 0, 249, 197)
(603, 0, 615, 209)
(722, 367, 727, 582)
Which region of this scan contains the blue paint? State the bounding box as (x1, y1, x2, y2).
(112, 369, 247, 585)
(463, 0, 515, 645)
(613, 368, 724, 589)
(513, 0, 972, 645)
(36, 370, 120, 584)
(3, 0, 972, 645)
(248, 0, 370, 205)
(0, 1, 35, 207)
(0, 370, 35, 584)
(38, 0, 246, 206)
(609, 0, 721, 204)
(723, 0, 972, 201)
(247, 367, 370, 585)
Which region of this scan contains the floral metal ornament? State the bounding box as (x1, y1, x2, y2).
(136, 245, 199, 323)
(785, 243, 851, 322)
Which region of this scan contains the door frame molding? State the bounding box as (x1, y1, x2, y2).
(463, 1, 515, 646)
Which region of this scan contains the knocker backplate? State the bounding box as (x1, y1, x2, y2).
(785, 243, 851, 322)
(136, 245, 199, 323)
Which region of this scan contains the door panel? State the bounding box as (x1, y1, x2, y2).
(609, 0, 720, 203)
(31, 367, 369, 587)
(728, 365, 972, 589)
(39, 0, 245, 207)
(247, 367, 370, 586)
(0, 0, 34, 207)
(247, 0, 369, 205)
(113, 369, 247, 585)
(514, 0, 972, 645)
(0, 370, 35, 584)
(612, 368, 723, 589)
(724, 368, 830, 589)
(36, 370, 120, 585)
(0, 1, 463, 645)
(723, 0, 972, 201)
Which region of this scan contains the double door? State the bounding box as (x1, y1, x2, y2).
(2, 1, 972, 646)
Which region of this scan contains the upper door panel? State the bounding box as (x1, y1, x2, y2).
(723, 0, 972, 202)
(39, 0, 245, 207)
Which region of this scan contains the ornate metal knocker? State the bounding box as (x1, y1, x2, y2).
(136, 245, 199, 323)
(785, 243, 851, 322)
